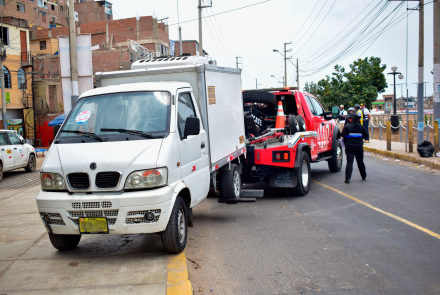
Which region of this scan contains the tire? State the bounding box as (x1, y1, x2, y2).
(48, 233, 81, 251)
(296, 115, 306, 132)
(288, 152, 311, 196)
(288, 115, 299, 135)
(161, 196, 188, 254)
(25, 154, 36, 172)
(219, 164, 241, 204)
(243, 91, 277, 109)
(0, 161, 3, 182)
(328, 139, 343, 172)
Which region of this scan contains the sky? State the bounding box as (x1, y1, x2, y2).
(108, 0, 435, 100)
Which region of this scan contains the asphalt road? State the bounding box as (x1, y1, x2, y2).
(186, 153, 440, 295)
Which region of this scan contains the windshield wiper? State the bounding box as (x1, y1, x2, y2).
(100, 128, 159, 139)
(60, 130, 106, 142)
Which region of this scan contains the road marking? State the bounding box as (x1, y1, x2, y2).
(312, 180, 440, 240)
(167, 251, 193, 295)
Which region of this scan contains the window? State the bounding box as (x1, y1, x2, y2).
(60, 5, 63, 11)
(51, 4, 54, 10)
(7, 132, 21, 145)
(0, 66, 11, 89)
(0, 0, 4, 6)
(107, 14, 110, 20)
(0, 27, 8, 46)
(18, 68, 26, 89)
(309, 96, 325, 116)
(177, 93, 197, 139)
(304, 96, 316, 116)
(17, 2, 25, 13)
(0, 133, 9, 145)
(40, 40, 47, 50)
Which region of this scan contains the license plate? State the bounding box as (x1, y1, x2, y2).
(79, 217, 109, 234)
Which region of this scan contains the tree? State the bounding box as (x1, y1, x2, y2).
(316, 57, 387, 109)
(304, 81, 329, 109)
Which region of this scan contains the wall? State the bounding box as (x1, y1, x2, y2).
(30, 38, 59, 55)
(2, 23, 30, 56)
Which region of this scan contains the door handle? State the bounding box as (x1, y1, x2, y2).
(14, 147, 17, 150)
(1, 148, 4, 151)
(201, 142, 205, 149)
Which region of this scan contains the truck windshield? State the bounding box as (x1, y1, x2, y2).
(57, 91, 170, 143)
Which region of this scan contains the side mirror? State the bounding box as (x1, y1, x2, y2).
(183, 117, 200, 139)
(331, 106, 340, 119)
(324, 111, 333, 121)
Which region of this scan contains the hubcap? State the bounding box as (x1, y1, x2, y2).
(177, 206, 186, 244)
(337, 147, 342, 169)
(233, 170, 240, 198)
(301, 160, 309, 187)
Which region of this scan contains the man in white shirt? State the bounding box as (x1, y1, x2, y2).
(339, 105, 347, 123)
(361, 103, 371, 142)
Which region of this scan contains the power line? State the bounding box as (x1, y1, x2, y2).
(288, 0, 321, 42)
(202, 11, 233, 67)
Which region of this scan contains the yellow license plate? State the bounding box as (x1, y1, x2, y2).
(79, 217, 109, 234)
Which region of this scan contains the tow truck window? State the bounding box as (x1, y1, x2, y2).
(304, 95, 317, 116)
(309, 96, 325, 117)
(177, 92, 197, 139)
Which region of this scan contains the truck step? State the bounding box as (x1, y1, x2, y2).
(241, 189, 264, 198)
(218, 198, 256, 203)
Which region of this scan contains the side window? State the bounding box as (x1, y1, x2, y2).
(309, 96, 325, 116)
(177, 93, 197, 139)
(7, 132, 21, 145)
(0, 133, 9, 145)
(304, 96, 316, 116)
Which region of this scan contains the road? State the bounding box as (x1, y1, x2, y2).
(186, 153, 440, 295)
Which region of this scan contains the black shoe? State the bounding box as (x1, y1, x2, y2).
(362, 177, 366, 180)
(345, 179, 350, 183)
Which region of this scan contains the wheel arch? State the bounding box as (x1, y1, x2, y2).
(294, 143, 311, 169)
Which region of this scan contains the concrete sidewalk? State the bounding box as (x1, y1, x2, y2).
(0, 184, 192, 294)
(364, 139, 440, 169)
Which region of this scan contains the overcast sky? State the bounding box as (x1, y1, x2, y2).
(109, 0, 435, 100)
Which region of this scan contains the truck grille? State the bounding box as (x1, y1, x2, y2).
(68, 210, 118, 226)
(95, 172, 121, 188)
(71, 201, 112, 209)
(68, 173, 90, 189)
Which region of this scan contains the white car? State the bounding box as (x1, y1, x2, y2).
(0, 129, 37, 181)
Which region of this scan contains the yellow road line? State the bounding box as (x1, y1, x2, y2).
(312, 180, 440, 240)
(167, 251, 193, 295)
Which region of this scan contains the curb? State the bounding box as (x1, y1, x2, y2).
(167, 251, 193, 295)
(363, 146, 440, 170)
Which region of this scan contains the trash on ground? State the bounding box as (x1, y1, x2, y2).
(187, 258, 202, 269)
(395, 159, 400, 162)
(417, 141, 434, 157)
(382, 158, 388, 161)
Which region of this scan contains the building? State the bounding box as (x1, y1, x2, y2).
(174, 40, 208, 57)
(0, 17, 33, 142)
(74, 0, 113, 24)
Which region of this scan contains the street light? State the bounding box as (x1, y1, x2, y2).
(387, 66, 404, 129)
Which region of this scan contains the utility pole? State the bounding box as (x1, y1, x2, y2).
(255, 79, 262, 89)
(178, 27, 183, 56)
(434, 0, 440, 126)
(417, 0, 425, 145)
(198, 0, 212, 57)
(0, 42, 5, 129)
(236, 57, 242, 69)
(283, 42, 291, 87)
(68, 0, 79, 109)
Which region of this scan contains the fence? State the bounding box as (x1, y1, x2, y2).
(371, 113, 434, 126)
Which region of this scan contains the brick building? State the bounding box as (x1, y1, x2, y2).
(74, 0, 113, 25)
(174, 40, 208, 57)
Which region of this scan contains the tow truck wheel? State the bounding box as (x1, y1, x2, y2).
(25, 154, 36, 172)
(242, 91, 277, 109)
(328, 140, 343, 172)
(161, 196, 188, 254)
(219, 164, 241, 204)
(48, 233, 81, 251)
(296, 115, 306, 132)
(288, 115, 299, 135)
(0, 161, 3, 182)
(288, 152, 311, 196)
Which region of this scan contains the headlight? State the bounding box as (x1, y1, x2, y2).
(124, 168, 168, 189)
(40, 173, 67, 191)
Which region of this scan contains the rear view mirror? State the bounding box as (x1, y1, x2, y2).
(331, 106, 340, 119)
(184, 117, 200, 139)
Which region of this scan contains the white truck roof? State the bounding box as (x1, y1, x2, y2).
(131, 56, 209, 70)
(80, 81, 191, 99)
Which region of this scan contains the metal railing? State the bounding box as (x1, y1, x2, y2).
(370, 120, 435, 142)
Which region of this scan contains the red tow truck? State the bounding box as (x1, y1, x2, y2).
(240, 87, 343, 196)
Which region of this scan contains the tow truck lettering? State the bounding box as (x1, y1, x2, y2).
(317, 124, 331, 148)
(251, 114, 262, 126)
(192, 166, 196, 172)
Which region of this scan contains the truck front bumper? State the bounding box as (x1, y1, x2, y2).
(36, 186, 175, 235)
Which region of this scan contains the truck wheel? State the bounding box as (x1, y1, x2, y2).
(288, 152, 311, 196)
(48, 233, 81, 251)
(296, 115, 306, 132)
(243, 91, 277, 109)
(328, 139, 343, 172)
(0, 161, 3, 182)
(161, 196, 188, 254)
(219, 164, 241, 204)
(288, 115, 299, 135)
(25, 154, 36, 172)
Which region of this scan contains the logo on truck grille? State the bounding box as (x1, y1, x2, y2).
(90, 162, 97, 170)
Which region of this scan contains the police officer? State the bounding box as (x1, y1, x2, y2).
(345, 107, 356, 126)
(341, 113, 368, 183)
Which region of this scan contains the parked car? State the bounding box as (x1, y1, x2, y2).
(0, 129, 37, 181)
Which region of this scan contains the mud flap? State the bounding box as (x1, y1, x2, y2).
(269, 168, 298, 188)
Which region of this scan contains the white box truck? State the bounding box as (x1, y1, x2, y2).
(36, 56, 258, 253)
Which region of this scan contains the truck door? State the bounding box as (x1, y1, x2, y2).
(7, 132, 27, 168)
(305, 95, 330, 152)
(176, 90, 209, 207)
(0, 132, 15, 170)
